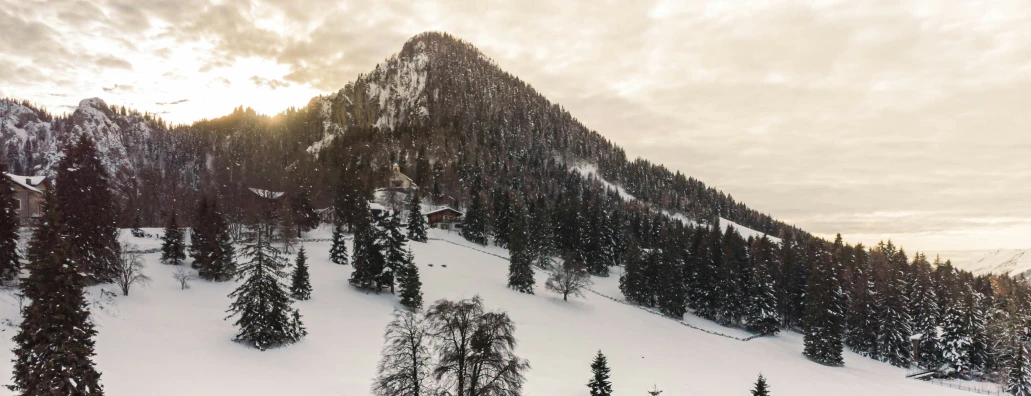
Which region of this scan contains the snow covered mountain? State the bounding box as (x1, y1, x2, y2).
(950, 248, 1031, 276)
(0, 228, 975, 395)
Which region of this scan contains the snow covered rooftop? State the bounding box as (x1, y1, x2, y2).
(3, 173, 44, 194)
(423, 206, 463, 216)
(248, 187, 285, 199)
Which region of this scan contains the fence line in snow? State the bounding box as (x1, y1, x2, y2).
(427, 237, 766, 343)
(917, 378, 1004, 395)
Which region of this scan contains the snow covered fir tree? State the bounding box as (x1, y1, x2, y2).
(226, 224, 307, 350)
(160, 211, 186, 265)
(0, 157, 20, 282)
(587, 350, 612, 396)
(290, 246, 313, 301)
(189, 196, 236, 281)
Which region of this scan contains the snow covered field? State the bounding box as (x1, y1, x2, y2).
(0, 227, 970, 395)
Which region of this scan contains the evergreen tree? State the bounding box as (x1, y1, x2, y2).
(656, 248, 687, 318)
(743, 240, 780, 335)
(329, 221, 349, 265)
(334, 168, 369, 232)
(528, 196, 557, 269)
(291, 185, 320, 235)
(802, 246, 845, 366)
(131, 213, 143, 237)
(491, 188, 513, 248)
(290, 246, 312, 300)
(460, 179, 487, 245)
(0, 158, 20, 282)
(226, 231, 306, 350)
(406, 189, 428, 242)
(160, 211, 186, 265)
(619, 241, 650, 305)
(910, 253, 942, 369)
(751, 374, 771, 396)
(397, 248, 423, 310)
(846, 244, 878, 358)
(382, 212, 408, 293)
(55, 134, 119, 283)
(350, 210, 386, 290)
(877, 246, 913, 368)
(1009, 344, 1031, 396)
(12, 191, 103, 394)
(507, 206, 535, 294)
(188, 197, 212, 270)
(587, 350, 612, 396)
(689, 225, 722, 320)
(198, 198, 236, 281)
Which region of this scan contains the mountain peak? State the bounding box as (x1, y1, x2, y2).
(78, 97, 108, 110)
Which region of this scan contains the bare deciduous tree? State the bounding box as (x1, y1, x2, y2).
(373, 310, 434, 396)
(425, 296, 529, 396)
(115, 242, 151, 296)
(544, 258, 593, 302)
(173, 266, 197, 290)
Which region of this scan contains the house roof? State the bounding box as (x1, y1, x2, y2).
(248, 187, 285, 200)
(423, 206, 464, 216)
(3, 173, 44, 194)
(389, 167, 418, 188)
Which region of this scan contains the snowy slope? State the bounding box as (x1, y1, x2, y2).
(950, 248, 1031, 276)
(0, 228, 966, 395)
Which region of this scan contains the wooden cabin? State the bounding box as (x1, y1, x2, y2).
(424, 207, 463, 230)
(3, 173, 47, 225)
(240, 187, 287, 224)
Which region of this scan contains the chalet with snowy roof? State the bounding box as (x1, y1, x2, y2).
(386, 163, 417, 191)
(240, 187, 287, 223)
(424, 207, 463, 230)
(3, 173, 47, 225)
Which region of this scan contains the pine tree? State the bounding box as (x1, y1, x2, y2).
(381, 212, 408, 293)
(528, 197, 557, 269)
(290, 246, 312, 300)
(188, 197, 212, 270)
(205, 198, 236, 281)
(12, 190, 103, 394)
(291, 185, 320, 235)
(910, 253, 942, 369)
(225, 231, 306, 350)
(877, 246, 913, 368)
(751, 374, 771, 396)
(329, 221, 349, 265)
(491, 188, 513, 248)
(689, 225, 722, 320)
(656, 249, 687, 318)
(1009, 343, 1031, 396)
(160, 211, 186, 265)
(619, 241, 649, 305)
(846, 244, 878, 358)
(397, 248, 423, 310)
(350, 210, 386, 290)
(743, 244, 781, 335)
(587, 350, 612, 396)
(131, 213, 143, 237)
(0, 158, 20, 282)
(55, 133, 119, 283)
(460, 180, 487, 245)
(406, 189, 427, 242)
(802, 246, 845, 366)
(507, 206, 535, 294)
(334, 168, 369, 232)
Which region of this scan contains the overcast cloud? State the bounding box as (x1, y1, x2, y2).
(2, 0, 1029, 254)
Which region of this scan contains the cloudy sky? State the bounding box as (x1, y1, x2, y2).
(2, 0, 1030, 254)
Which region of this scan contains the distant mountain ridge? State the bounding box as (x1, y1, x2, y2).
(950, 248, 1031, 276)
(0, 32, 800, 242)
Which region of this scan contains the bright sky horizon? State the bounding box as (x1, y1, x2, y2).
(2, 0, 1029, 255)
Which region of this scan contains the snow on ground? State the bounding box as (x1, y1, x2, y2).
(566, 161, 780, 244)
(0, 226, 968, 395)
(720, 217, 782, 244)
(568, 162, 637, 202)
